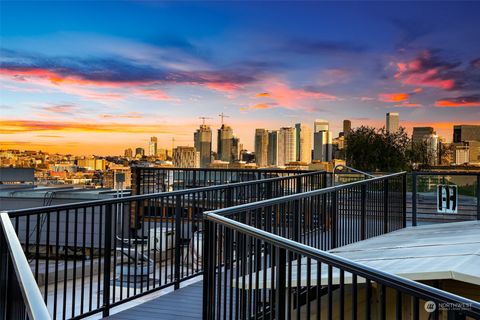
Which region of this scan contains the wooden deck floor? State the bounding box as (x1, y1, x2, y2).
(107, 281, 203, 320)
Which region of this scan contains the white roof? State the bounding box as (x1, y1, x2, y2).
(235, 221, 480, 289)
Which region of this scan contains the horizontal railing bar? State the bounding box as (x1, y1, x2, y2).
(7, 170, 325, 217)
(0, 211, 52, 320)
(132, 167, 316, 173)
(205, 211, 480, 317)
(412, 171, 480, 176)
(210, 172, 406, 217)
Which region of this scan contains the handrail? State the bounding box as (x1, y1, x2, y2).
(210, 171, 406, 217)
(132, 166, 315, 173)
(332, 164, 374, 186)
(6, 170, 325, 217)
(204, 211, 480, 317)
(0, 211, 51, 320)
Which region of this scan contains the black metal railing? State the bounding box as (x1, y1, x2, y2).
(410, 171, 480, 225)
(3, 170, 326, 320)
(203, 211, 480, 319)
(131, 167, 316, 195)
(0, 212, 51, 320)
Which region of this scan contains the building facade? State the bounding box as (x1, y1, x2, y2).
(254, 129, 269, 168)
(194, 124, 212, 168)
(386, 112, 399, 133)
(172, 146, 199, 168)
(295, 123, 312, 164)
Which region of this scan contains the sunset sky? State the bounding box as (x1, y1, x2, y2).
(1, 1, 479, 155)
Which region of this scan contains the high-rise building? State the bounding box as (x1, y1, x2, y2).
(231, 137, 240, 162)
(313, 131, 332, 162)
(254, 129, 269, 168)
(149, 136, 158, 156)
(386, 112, 399, 133)
(135, 147, 145, 158)
(425, 134, 439, 166)
(172, 146, 199, 168)
(194, 125, 212, 168)
(295, 123, 312, 164)
(124, 148, 133, 158)
(279, 127, 296, 165)
(268, 130, 279, 166)
(313, 120, 332, 162)
(343, 120, 352, 136)
(412, 127, 435, 144)
(453, 125, 480, 143)
(217, 124, 234, 162)
(314, 119, 329, 132)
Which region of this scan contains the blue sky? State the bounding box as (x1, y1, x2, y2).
(1, 1, 479, 155)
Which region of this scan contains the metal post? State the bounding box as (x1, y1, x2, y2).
(202, 220, 216, 320)
(412, 173, 417, 226)
(477, 174, 480, 221)
(402, 173, 407, 228)
(296, 175, 302, 194)
(102, 203, 113, 317)
(332, 190, 338, 249)
(174, 195, 182, 290)
(361, 184, 366, 240)
(0, 227, 7, 319)
(275, 247, 287, 320)
(384, 179, 389, 234)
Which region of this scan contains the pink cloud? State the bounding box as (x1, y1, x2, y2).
(135, 88, 172, 100)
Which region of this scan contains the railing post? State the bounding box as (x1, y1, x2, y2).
(275, 247, 287, 320)
(402, 173, 407, 228)
(192, 170, 197, 188)
(102, 203, 113, 318)
(0, 225, 8, 319)
(412, 173, 417, 226)
(202, 219, 216, 320)
(174, 195, 182, 290)
(332, 190, 337, 249)
(296, 175, 302, 194)
(361, 184, 366, 240)
(477, 174, 480, 221)
(384, 179, 389, 234)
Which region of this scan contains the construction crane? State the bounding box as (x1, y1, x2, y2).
(171, 137, 191, 150)
(198, 116, 212, 125)
(218, 112, 229, 125)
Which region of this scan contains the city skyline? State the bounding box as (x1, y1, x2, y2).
(1, 2, 480, 155)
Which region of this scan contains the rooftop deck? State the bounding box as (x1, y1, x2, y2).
(107, 281, 203, 320)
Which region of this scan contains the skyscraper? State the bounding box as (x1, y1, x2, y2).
(343, 120, 352, 136)
(149, 136, 158, 156)
(124, 148, 133, 158)
(313, 119, 332, 162)
(386, 112, 399, 133)
(231, 137, 240, 162)
(254, 129, 269, 167)
(295, 123, 312, 164)
(194, 124, 212, 168)
(268, 130, 279, 166)
(279, 127, 296, 165)
(217, 124, 234, 162)
(412, 127, 434, 144)
(135, 147, 145, 158)
(453, 125, 480, 143)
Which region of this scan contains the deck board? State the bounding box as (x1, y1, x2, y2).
(107, 281, 203, 320)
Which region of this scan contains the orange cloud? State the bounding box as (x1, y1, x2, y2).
(435, 98, 480, 107)
(378, 93, 409, 102)
(0, 120, 174, 134)
(240, 103, 274, 111)
(256, 92, 271, 97)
